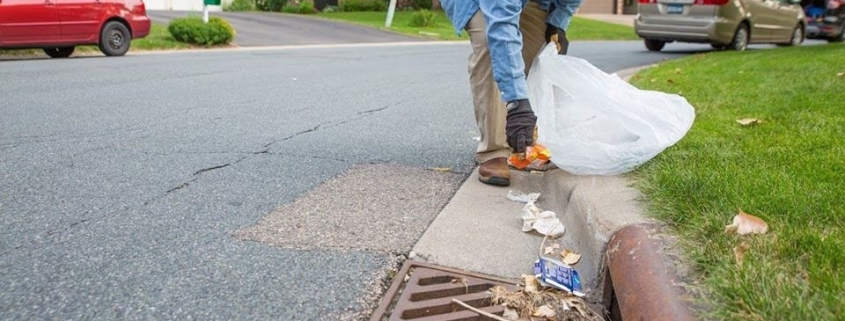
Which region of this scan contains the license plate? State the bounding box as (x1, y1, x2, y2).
(666, 4, 684, 14)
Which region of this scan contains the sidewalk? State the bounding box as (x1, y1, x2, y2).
(402, 66, 698, 320)
(578, 14, 636, 27)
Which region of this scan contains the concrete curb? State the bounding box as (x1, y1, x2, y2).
(409, 63, 698, 320)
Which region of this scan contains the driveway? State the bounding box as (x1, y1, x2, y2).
(146, 11, 424, 47)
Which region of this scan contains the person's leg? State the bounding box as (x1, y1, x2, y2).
(520, 1, 551, 76)
(466, 11, 511, 186)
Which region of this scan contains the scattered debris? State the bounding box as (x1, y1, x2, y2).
(535, 256, 583, 296)
(736, 118, 763, 126)
(561, 249, 582, 266)
(509, 144, 551, 170)
(508, 191, 541, 203)
(533, 305, 557, 318)
(523, 274, 542, 294)
(489, 284, 604, 321)
(451, 298, 509, 321)
(544, 243, 561, 255)
(725, 209, 769, 235)
(667, 79, 675, 84)
(508, 192, 565, 238)
(472, 136, 481, 141)
(674, 67, 682, 74)
(502, 307, 520, 320)
(522, 203, 565, 238)
(428, 167, 452, 173)
(838, 72, 843, 77)
(734, 241, 750, 267)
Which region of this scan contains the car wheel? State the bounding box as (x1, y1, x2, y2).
(729, 23, 749, 51)
(43, 46, 75, 58)
(785, 25, 804, 46)
(828, 28, 845, 43)
(99, 21, 131, 57)
(644, 39, 666, 52)
(711, 44, 727, 51)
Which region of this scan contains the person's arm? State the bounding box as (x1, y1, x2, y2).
(545, 0, 584, 54)
(480, 0, 537, 154)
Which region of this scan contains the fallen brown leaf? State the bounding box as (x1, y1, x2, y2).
(560, 249, 582, 266)
(837, 72, 844, 77)
(502, 307, 519, 320)
(522, 274, 541, 294)
(736, 118, 762, 126)
(532, 305, 556, 318)
(667, 79, 675, 84)
(544, 243, 561, 255)
(734, 242, 750, 266)
(725, 209, 769, 235)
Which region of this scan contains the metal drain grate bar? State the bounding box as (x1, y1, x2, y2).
(371, 261, 521, 321)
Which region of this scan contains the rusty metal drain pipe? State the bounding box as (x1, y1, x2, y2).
(605, 224, 696, 321)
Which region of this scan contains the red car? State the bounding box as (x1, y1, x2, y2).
(0, 0, 151, 57)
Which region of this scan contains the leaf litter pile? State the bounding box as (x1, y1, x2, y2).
(486, 275, 604, 321)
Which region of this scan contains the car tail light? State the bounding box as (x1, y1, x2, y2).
(694, 0, 730, 5)
(638, 0, 656, 3)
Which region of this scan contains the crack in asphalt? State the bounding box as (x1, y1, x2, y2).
(45, 218, 91, 236)
(192, 163, 232, 176)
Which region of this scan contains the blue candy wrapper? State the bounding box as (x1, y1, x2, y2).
(534, 256, 585, 297)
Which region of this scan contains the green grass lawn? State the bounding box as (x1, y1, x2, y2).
(0, 24, 188, 57)
(316, 11, 638, 41)
(631, 44, 845, 320)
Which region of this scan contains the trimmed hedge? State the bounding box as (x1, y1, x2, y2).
(224, 0, 255, 11)
(167, 16, 236, 46)
(338, 0, 386, 11)
(283, 0, 316, 13)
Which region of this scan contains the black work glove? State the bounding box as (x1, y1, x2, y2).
(505, 99, 537, 154)
(544, 24, 570, 55)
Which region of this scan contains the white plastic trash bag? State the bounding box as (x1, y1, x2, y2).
(527, 43, 695, 175)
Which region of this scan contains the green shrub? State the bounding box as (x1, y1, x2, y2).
(339, 0, 386, 11)
(254, 0, 268, 10)
(167, 16, 236, 46)
(255, 0, 286, 11)
(408, 9, 437, 27)
(412, 0, 431, 9)
(282, 0, 315, 13)
(224, 0, 255, 11)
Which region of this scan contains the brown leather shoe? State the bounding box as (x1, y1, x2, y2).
(478, 157, 511, 186)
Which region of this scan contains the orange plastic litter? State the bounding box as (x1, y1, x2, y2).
(509, 143, 551, 169)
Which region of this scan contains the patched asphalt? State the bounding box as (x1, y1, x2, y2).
(235, 164, 465, 253)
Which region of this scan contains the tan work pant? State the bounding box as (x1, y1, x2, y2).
(467, 2, 549, 163)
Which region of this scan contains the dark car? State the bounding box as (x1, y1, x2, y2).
(803, 0, 845, 41)
(0, 0, 151, 57)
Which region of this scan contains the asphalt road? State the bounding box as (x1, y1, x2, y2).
(146, 11, 423, 46)
(1, 41, 708, 320)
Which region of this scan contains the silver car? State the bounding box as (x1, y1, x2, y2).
(635, 0, 806, 51)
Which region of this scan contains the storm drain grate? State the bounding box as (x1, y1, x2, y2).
(371, 261, 521, 321)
